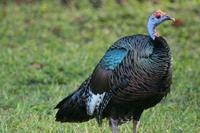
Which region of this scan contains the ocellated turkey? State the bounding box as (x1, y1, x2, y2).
(55, 10, 175, 133)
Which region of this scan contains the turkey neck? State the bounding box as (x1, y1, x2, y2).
(147, 21, 158, 40)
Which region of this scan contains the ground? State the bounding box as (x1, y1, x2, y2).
(0, 0, 200, 132)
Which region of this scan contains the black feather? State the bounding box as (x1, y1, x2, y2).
(55, 78, 93, 122)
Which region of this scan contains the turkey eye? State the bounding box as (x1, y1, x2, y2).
(155, 14, 161, 19)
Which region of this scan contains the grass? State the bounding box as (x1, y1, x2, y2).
(0, 0, 200, 132)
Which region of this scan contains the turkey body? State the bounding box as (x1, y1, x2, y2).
(55, 34, 172, 126)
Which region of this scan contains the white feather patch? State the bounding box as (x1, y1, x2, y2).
(86, 90, 105, 116)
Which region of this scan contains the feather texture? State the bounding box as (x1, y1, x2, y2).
(55, 78, 92, 122)
(100, 48, 128, 70)
(55, 10, 174, 133)
(55, 34, 172, 126)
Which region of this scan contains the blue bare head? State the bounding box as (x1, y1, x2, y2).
(147, 10, 175, 40)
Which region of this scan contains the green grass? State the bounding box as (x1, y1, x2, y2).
(0, 0, 200, 132)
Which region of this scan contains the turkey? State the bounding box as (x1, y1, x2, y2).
(55, 10, 175, 133)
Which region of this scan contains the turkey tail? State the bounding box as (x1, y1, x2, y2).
(55, 78, 93, 122)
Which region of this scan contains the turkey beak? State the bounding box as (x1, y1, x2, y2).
(164, 15, 175, 22)
(169, 17, 175, 22)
